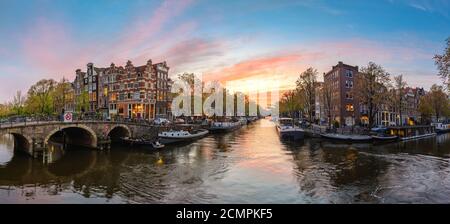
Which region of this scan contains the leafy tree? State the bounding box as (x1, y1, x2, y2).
(296, 67, 318, 123)
(76, 91, 89, 113)
(53, 77, 72, 114)
(354, 62, 391, 128)
(418, 95, 433, 125)
(279, 90, 302, 119)
(427, 85, 450, 122)
(26, 79, 57, 115)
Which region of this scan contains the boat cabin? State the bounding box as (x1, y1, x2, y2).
(387, 125, 435, 139)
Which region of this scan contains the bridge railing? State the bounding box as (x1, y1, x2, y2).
(0, 115, 155, 128)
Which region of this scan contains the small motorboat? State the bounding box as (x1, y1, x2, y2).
(158, 129, 209, 144)
(151, 140, 165, 149)
(320, 133, 373, 142)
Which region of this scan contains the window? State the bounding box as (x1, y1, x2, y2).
(346, 104, 354, 112)
(140, 92, 145, 99)
(346, 70, 353, 78)
(137, 73, 142, 77)
(346, 92, 353, 99)
(119, 93, 124, 100)
(128, 93, 132, 99)
(134, 92, 140, 100)
(345, 80, 353, 88)
(128, 83, 133, 89)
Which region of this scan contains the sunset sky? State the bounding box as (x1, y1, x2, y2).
(0, 0, 449, 101)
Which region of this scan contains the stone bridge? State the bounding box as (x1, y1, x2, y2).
(0, 121, 160, 156)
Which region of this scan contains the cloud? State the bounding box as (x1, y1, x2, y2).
(20, 18, 88, 80)
(409, 3, 428, 11)
(390, 0, 450, 17)
(110, 0, 195, 61)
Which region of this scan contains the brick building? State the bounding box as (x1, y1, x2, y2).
(323, 61, 361, 127)
(72, 59, 172, 120)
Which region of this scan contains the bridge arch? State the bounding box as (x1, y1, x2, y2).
(107, 124, 132, 142)
(45, 125, 97, 148)
(8, 132, 33, 154)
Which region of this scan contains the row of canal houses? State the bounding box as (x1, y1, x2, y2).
(313, 61, 428, 127)
(66, 59, 173, 120)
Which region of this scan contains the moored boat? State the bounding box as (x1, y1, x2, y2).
(208, 121, 241, 133)
(121, 137, 165, 149)
(371, 135, 398, 142)
(320, 133, 373, 142)
(432, 123, 450, 134)
(387, 125, 437, 141)
(158, 129, 209, 144)
(276, 118, 305, 140)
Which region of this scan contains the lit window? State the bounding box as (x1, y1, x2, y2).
(346, 104, 354, 112)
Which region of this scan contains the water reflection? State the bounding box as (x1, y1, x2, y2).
(1, 120, 450, 203)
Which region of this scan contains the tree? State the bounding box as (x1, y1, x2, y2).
(427, 85, 449, 122)
(279, 90, 302, 120)
(321, 82, 333, 127)
(53, 77, 72, 114)
(434, 37, 450, 91)
(296, 67, 317, 123)
(26, 79, 57, 115)
(393, 75, 407, 125)
(418, 95, 433, 125)
(354, 62, 391, 128)
(12, 91, 26, 116)
(0, 103, 13, 118)
(76, 91, 89, 113)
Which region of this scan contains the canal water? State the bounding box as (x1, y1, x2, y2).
(1, 119, 450, 203)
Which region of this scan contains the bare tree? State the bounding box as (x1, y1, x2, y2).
(354, 62, 391, 128)
(12, 90, 26, 115)
(321, 81, 333, 127)
(434, 37, 450, 91)
(393, 75, 407, 125)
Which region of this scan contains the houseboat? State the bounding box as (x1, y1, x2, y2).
(387, 125, 436, 141)
(320, 133, 373, 142)
(370, 126, 398, 142)
(276, 118, 305, 140)
(431, 123, 450, 134)
(158, 129, 209, 144)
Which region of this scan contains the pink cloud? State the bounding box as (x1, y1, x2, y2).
(110, 0, 195, 61)
(21, 18, 89, 80)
